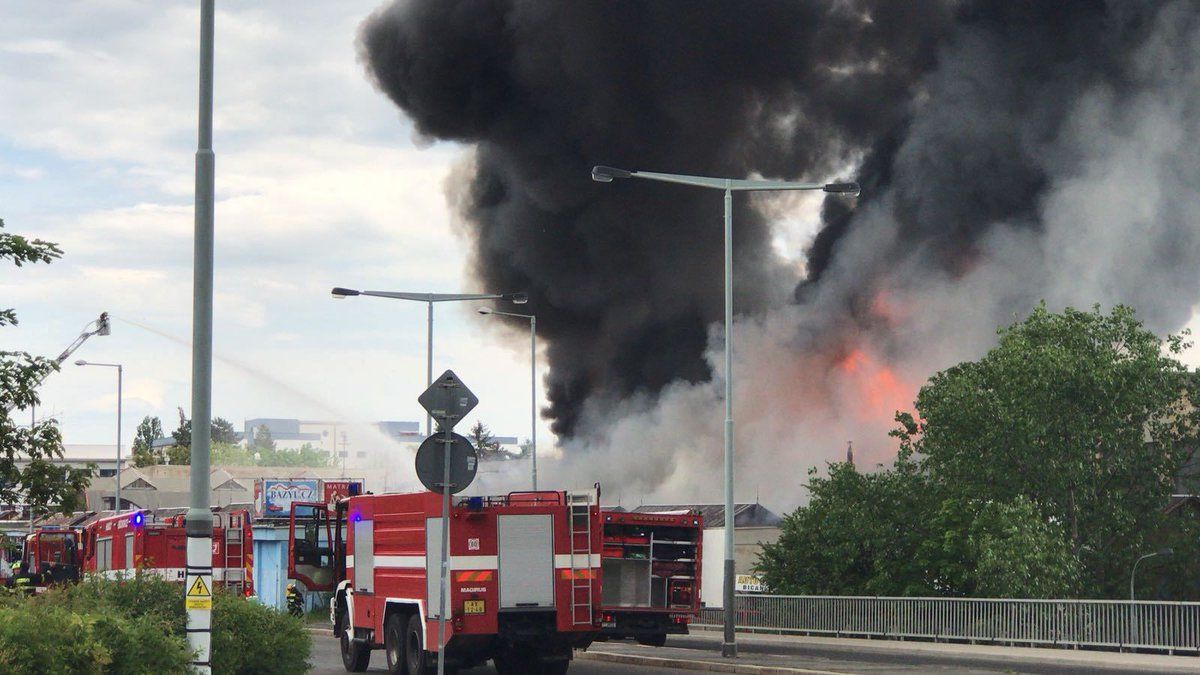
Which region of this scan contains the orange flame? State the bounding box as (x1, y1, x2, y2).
(836, 348, 910, 421)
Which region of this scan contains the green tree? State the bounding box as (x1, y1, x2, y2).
(895, 304, 1200, 597)
(131, 416, 164, 467)
(251, 424, 276, 452)
(0, 219, 93, 513)
(164, 408, 191, 465)
(210, 442, 254, 466)
(255, 443, 332, 468)
(211, 416, 238, 445)
(468, 421, 502, 460)
(760, 304, 1200, 599)
(757, 459, 933, 596)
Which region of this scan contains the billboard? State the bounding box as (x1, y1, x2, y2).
(260, 479, 320, 517)
(322, 480, 362, 507)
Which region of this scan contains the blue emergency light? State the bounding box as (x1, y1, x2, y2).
(130, 512, 144, 527)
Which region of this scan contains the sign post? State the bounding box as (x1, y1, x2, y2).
(417, 370, 478, 675)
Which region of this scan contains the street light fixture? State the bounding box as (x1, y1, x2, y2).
(330, 287, 528, 434)
(478, 307, 539, 490)
(1130, 547, 1174, 645)
(75, 360, 124, 514)
(593, 164, 860, 659)
(1131, 548, 1174, 600)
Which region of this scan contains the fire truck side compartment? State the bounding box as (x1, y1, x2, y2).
(497, 514, 554, 609)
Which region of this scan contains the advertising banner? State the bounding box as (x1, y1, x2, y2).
(322, 480, 362, 507)
(261, 479, 320, 517)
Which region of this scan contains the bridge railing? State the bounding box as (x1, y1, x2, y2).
(694, 595, 1200, 652)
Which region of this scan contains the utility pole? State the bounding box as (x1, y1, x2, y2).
(186, 2, 216, 672)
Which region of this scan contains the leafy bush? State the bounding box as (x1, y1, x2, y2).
(0, 604, 111, 673)
(0, 575, 309, 673)
(89, 612, 193, 675)
(55, 572, 187, 634)
(211, 589, 311, 674)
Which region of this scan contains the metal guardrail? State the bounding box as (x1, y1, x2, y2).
(695, 595, 1200, 652)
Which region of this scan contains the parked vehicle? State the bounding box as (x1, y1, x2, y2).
(81, 508, 254, 596)
(598, 509, 703, 646)
(290, 488, 602, 674)
(21, 525, 83, 588)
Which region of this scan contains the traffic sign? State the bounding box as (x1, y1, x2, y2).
(414, 433, 478, 494)
(418, 370, 478, 428)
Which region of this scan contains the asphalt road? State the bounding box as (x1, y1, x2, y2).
(306, 635, 679, 675)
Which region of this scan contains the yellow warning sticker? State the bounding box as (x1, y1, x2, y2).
(185, 576, 213, 609)
(187, 576, 211, 598)
(186, 596, 212, 610)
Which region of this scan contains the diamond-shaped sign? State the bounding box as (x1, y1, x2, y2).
(418, 370, 478, 430)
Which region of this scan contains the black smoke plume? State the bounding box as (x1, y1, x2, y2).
(360, 0, 1200, 459)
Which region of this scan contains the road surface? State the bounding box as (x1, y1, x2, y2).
(306, 635, 678, 674)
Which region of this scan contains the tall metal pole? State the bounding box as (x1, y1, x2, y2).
(437, 416, 453, 675)
(721, 186, 737, 659)
(530, 315, 537, 491)
(426, 301, 434, 436)
(116, 365, 122, 513)
(187, 1, 216, 672)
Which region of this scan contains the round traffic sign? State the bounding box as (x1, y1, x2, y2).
(414, 433, 478, 495)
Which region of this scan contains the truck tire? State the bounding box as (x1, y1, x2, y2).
(339, 609, 371, 672)
(405, 613, 433, 675)
(636, 632, 667, 648)
(384, 613, 406, 674)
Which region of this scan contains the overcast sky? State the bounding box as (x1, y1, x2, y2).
(2, 1, 547, 452)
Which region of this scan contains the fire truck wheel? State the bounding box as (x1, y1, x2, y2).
(338, 610, 371, 672)
(384, 613, 406, 673)
(636, 633, 667, 648)
(405, 613, 434, 675)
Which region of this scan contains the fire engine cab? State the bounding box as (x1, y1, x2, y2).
(290, 488, 602, 674)
(82, 508, 253, 595)
(22, 526, 83, 586)
(599, 509, 703, 645)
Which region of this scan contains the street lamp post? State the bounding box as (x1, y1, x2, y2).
(1129, 547, 1174, 645)
(478, 307, 538, 490)
(331, 288, 528, 435)
(592, 165, 859, 658)
(75, 361, 123, 512)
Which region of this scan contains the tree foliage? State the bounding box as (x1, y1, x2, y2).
(0, 218, 93, 513)
(759, 304, 1200, 599)
(468, 421, 502, 460)
(131, 416, 164, 468)
(251, 424, 276, 452)
(212, 442, 332, 468)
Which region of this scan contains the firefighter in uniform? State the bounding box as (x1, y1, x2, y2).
(286, 583, 304, 617)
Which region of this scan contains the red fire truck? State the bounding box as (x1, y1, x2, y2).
(22, 525, 84, 586)
(599, 509, 703, 646)
(81, 508, 253, 595)
(289, 488, 602, 674)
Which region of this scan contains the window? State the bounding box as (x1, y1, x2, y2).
(96, 538, 112, 572)
(125, 534, 134, 570)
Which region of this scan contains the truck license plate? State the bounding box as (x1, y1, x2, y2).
(464, 600, 485, 615)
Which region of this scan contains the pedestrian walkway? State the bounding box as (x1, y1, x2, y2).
(579, 630, 1200, 674)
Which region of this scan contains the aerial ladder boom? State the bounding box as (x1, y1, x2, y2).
(5, 312, 110, 415)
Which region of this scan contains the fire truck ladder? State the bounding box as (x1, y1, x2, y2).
(567, 491, 595, 626)
(222, 514, 246, 595)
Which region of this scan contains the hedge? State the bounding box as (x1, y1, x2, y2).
(0, 574, 310, 674)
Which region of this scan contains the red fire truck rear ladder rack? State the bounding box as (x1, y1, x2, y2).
(220, 511, 246, 595)
(568, 491, 595, 626)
